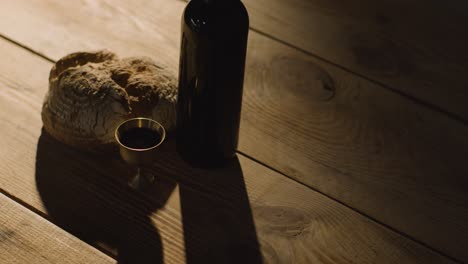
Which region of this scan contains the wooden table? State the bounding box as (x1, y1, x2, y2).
(0, 0, 467, 263)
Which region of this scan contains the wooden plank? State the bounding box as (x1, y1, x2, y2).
(0, 38, 457, 264)
(0, 193, 114, 264)
(0, 0, 467, 261)
(243, 0, 468, 121)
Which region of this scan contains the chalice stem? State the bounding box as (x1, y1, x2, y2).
(129, 167, 155, 190)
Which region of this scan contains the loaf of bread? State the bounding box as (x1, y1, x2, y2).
(42, 50, 177, 148)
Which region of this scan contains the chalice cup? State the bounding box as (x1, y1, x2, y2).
(115, 117, 166, 190)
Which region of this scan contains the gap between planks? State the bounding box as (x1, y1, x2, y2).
(246, 28, 467, 125)
(0, 192, 114, 264)
(0, 187, 118, 261)
(237, 150, 463, 264)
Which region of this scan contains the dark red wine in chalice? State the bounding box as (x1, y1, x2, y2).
(115, 118, 166, 191)
(120, 127, 162, 149)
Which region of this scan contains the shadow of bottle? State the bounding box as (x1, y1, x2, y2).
(177, 159, 263, 264)
(35, 128, 262, 264)
(130, 136, 264, 264)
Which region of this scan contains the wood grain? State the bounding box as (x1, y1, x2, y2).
(243, 0, 468, 121)
(0, 0, 467, 261)
(0, 193, 114, 264)
(0, 37, 457, 264)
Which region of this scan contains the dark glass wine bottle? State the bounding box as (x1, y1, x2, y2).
(176, 0, 249, 167)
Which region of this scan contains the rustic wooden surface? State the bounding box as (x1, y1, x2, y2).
(0, 36, 457, 263)
(0, 0, 466, 261)
(243, 0, 468, 121)
(0, 0, 466, 263)
(0, 193, 114, 264)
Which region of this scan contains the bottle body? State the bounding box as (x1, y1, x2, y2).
(176, 0, 249, 167)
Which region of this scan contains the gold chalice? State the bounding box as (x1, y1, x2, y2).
(115, 118, 166, 190)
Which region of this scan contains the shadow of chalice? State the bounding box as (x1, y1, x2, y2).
(35, 118, 176, 264)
